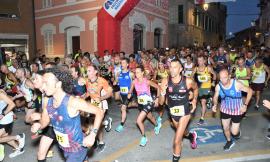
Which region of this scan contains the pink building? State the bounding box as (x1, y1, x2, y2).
(35, 0, 169, 57)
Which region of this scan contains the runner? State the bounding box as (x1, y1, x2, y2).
(14, 68, 36, 123)
(153, 61, 169, 124)
(81, 65, 113, 152)
(128, 65, 161, 146)
(251, 57, 270, 110)
(183, 55, 194, 78)
(192, 55, 216, 125)
(159, 59, 198, 162)
(30, 70, 56, 162)
(31, 67, 104, 162)
(0, 65, 18, 96)
(234, 56, 251, 101)
(0, 90, 25, 160)
(212, 68, 252, 151)
(115, 58, 134, 133)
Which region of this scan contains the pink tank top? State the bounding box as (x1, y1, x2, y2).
(134, 78, 151, 96)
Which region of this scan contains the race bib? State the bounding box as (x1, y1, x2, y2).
(138, 96, 145, 105)
(54, 130, 70, 148)
(198, 75, 208, 82)
(91, 99, 102, 108)
(137, 94, 152, 105)
(120, 87, 128, 94)
(170, 105, 185, 116)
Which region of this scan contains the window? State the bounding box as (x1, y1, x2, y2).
(133, 24, 144, 53)
(154, 28, 161, 49)
(178, 5, 184, 24)
(155, 0, 162, 7)
(42, 0, 52, 8)
(169, 6, 178, 24)
(44, 30, 53, 55)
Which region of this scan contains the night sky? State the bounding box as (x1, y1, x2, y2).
(224, 0, 260, 36)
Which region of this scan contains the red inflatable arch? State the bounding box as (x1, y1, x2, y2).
(97, 0, 141, 56)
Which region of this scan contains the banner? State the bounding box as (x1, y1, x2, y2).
(104, 0, 127, 17)
(195, 0, 236, 4)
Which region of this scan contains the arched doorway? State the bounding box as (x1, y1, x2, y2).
(154, 28, 162, 49)
(65, 26, 80, 55)
(133, 24, 144, 53)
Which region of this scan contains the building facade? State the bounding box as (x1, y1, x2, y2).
(0, 0, 36, 59)
(258, 0, 270, 48)
(169, 0, 226, 48)
(35, 0, 169, 57)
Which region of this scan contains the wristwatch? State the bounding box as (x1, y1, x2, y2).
(92, 128, 98, 134)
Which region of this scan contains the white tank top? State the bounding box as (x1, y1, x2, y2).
(184, 62, 193, 77)
(252, 65, 266, 83)
(20, 79, 33, 102)
(0, 100, 14, 125)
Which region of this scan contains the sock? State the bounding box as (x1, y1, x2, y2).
(120, 122, 124, 126)
(142, 134, 146, 137)
(172, 154, 181, 162)
(38, 160, 46, 162)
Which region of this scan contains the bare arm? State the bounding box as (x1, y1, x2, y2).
(71, 97, 104, 129)
(208, 66, 217, 81)
(148, 80, 160, 97)
(0, 91, 15, 115)
(159, 78, 168, 105)
(236, 80, 253, 106)
(264, 64, 270, 84)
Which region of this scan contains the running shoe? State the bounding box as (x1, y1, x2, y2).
(18, 133, 25, 149)
(105, 117, 112, 132)
(157, 116, 162, 124)
(9, 148, 24, 158)
(96, 143, 106, 153)
(191, 131, 198, 149)
(224, 140, 235, 151)
(115, 124, 124, 132)
(139, 136, 147, 147)
(197, 119, 205, 125)
(266, 135, 270, 140)
(154, 122, 162, 135)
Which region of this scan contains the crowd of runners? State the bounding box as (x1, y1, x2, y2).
(0, 45, 270, 162)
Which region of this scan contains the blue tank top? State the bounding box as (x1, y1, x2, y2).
(118, 71, 132, 95)
(245, 59, 255, 67)
(73, 80, 86, 97)
(47, 95, 84, 152)
(218, 79, 243, 115)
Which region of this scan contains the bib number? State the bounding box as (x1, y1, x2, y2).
(120, 87, 128, 94)
(138, 97, 145, 105)
(54, 130, 70, 148)
(91, 99, 102, 108)
(170, 105, 185, 116)
(198, 75, 208, 82)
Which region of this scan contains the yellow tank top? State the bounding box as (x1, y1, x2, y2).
(235, 67, 249, 86)
(157, 70, 168, 81)
(196, 67, 211, 88)
(5, 75, 15, 89)
(229, 53, 237, 64)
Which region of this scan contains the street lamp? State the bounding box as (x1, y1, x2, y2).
(203, 3, 209, 11)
